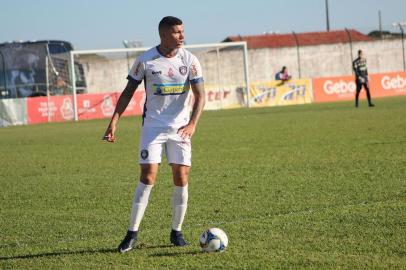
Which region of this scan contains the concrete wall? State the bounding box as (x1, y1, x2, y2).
(196, 49, 246, 86)
(247, 38, 404, 81)
(79, 54, 129, 93)
(78, 38, 405, 94)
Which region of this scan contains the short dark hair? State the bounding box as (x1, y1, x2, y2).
(158, 16, 183, 33)
(358, 49, 363, 55)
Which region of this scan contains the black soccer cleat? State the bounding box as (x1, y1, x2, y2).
(118, 231, 137, 253)
(369, 103, 375, 107)
(170, 230, 189, 246)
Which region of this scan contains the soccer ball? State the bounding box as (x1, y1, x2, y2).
(199, 228, 228, 252)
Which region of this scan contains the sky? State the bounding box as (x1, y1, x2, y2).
(1, 0, 406, 50)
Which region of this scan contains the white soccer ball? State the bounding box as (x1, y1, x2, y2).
(199, 228, 228, 252)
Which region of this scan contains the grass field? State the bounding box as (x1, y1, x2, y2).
(1, 96, 405, 269)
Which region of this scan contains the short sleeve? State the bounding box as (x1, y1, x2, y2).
(188, 56, 204, 84)
(128, 58, 145, 82)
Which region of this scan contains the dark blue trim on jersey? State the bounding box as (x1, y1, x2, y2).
(156, 45, 179, 58)
(142, 76, 147, 126)
(153, 92, 188, 96)
(190, 77, 204, 84)
(156, 46, 163, 56)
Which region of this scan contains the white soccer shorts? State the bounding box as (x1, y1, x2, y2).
(139, 127, 192, 166)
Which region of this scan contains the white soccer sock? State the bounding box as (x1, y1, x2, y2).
(128, 182, 154, 231)
(172, 184, 188, 231)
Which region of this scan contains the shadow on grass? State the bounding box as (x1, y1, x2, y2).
(0, 244, 179, 261)
(0, 248, 117, 261)
(136, 243, 174, 250)
(149, 250, 202, 257)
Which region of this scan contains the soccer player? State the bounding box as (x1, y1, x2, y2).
(353, 50, 374, 107)
(102, 16, 206, 253)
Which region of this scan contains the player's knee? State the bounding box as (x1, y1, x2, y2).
(174, 179, 188, 187)
(140, 164, 158, 185)
(172, 165, 189, 186)
(140, 176, 156, 185)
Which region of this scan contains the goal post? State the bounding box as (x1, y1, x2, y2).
(68, 41, 250, 121)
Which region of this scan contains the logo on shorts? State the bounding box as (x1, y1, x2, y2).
(179, 66, 187, 75)
(141, 149, 149, 160)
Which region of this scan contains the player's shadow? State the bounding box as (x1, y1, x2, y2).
(0, 244, 176, 261)
(136, 243, 174, 249)
(149, 250, 202, 257)
(139, 243, 203, 257)
(0, 248, 117, 261)
(137, 243, 203, 256)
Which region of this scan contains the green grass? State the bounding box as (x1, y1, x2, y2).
(1, 96, 405, 269)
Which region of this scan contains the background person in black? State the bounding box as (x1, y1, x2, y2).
(353, 50, 374, 107)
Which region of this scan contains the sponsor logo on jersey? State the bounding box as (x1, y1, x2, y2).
(179, 66, 187, 75)
(168, 68, 174, 78)
(152, 70, 162, 75)
(153, 84, 188, 95)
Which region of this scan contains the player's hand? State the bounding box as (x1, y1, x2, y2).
(102, 125, 116, 143)
(178, 123, 196, 140)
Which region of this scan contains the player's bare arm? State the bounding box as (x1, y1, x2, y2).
(103, 79, 140, 142)
(178, 82, 205, 139)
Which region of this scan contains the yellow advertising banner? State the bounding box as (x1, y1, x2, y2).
(249, 79, 313, 107)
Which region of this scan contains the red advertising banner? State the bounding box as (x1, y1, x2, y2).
(20, 71, 406, 125)
(27, 91, 145, 124)
(369, 71, 406, 97)
(313, 75, 358, 103)
(313, 71, 406, 103)
(121, 91, 145, 117)
(27, 96, 75, 124)
(76, 91, 145, 120)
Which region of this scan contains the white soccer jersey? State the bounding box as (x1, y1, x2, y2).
(128, 46, 204, 128)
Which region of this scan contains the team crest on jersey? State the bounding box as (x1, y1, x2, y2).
(168, 68, 174, 78)
(141, 149, 149, 160)
(179, 66, 187, 75)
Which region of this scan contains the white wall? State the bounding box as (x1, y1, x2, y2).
(78, 38, 405, 94)
(247, 38, 404, 80)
